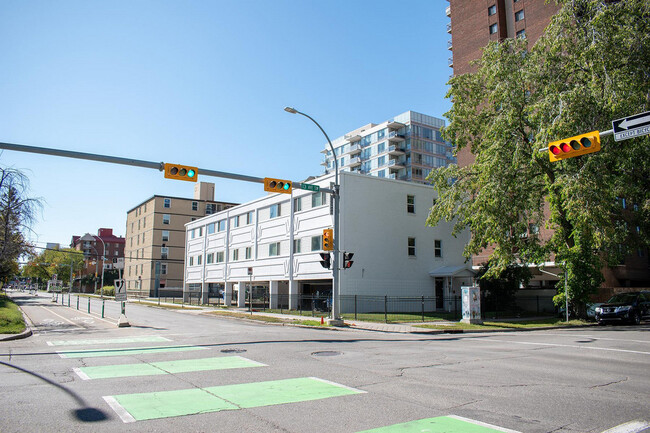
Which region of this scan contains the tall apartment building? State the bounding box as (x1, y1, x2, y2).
(124, 182, 237, 297)
(322, 111, 456, 184)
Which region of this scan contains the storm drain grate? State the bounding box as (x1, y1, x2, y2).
(311, 351, 342, 357)
(221, 348, 247, 353)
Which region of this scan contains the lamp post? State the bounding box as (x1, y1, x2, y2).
(81, 233, 106, 299)
(284, 107, 343, 324)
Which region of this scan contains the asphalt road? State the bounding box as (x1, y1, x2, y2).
(1, 291, 649, 433)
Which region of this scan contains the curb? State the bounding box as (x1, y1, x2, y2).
(0, 302, 34, 342)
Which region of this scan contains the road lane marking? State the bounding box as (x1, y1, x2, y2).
(74, 356, 266, 380)
(105, 377, 364, 422)
(102, 396, 136, 423)
(356, 415, 521, 433)
(478, 339, 650, 356)
(57, 345, 206, 359)
(534, 333, 650, 345)
(38, 307, 84, 329)
(47, 336, 171, 346)
(601, 420, 650, 433)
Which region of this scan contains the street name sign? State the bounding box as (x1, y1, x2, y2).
(114, 279, 127, 302)
(300, 183, 320, 192)
(612, 111, 650, 142)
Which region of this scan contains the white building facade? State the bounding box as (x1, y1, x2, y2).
(184, 172, 472, 313)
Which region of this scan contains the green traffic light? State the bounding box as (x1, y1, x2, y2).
(283, 182, 291, 190)
(187, 169, 196, 178)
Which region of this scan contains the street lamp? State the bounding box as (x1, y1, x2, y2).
(284, 106, 343, 324)
(81, 233, 106, 299)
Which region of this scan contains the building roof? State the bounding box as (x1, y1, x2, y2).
(429, 265, 475, 278)
(126, 194, 239, 214)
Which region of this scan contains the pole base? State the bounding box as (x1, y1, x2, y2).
(117, 314, 131, 327)
(326, 318, 345, 327)
(460, 318, 483, 325)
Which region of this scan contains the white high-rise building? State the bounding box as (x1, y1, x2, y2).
(322, 111, 456, 183)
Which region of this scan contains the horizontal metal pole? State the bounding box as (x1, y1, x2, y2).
(0, 141, 334, 193)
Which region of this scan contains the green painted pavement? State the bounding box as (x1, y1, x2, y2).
(58, 345, 206, 358)
(47, 336, 170, 346)
(357, 416, 520, 433)
(76, 356, 265, 379)
(107, 377, 364, 422)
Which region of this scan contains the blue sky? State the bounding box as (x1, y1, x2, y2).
(0, 0, 452, 247)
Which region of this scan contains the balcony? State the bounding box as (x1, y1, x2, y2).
(345, 133, 361, 143)
(387, 159, 405, 170)
(447, 40, 452, 50)
(446, 5, 451, 17)
(388, 131, 406, 142)
(386, 120, 405, 130)
(347, 143, 361, 155)
(448, 56, 453, 67)
(320, 159, 328, 167)
(388, 144, 405, 155)
(346, 157, 361, 168)
(447, 22, 452, 33)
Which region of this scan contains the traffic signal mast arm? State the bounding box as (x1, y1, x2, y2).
(0, 142, 334, 193)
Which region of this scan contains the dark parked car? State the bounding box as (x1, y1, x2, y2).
(595, 291, 650, 325)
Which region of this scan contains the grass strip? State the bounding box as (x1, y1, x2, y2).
(415, 318, 589, 331)
(0, 295, 26, 334)
(204, 310, 329, 327)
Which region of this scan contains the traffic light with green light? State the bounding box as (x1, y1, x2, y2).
(164, 163, 198, 182)
(548, 131, 601, 162)
(264, 177, 292, 194)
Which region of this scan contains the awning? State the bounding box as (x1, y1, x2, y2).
(429, 265, 475, 278)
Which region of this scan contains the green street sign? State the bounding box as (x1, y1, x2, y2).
(300, 183, 320, 192)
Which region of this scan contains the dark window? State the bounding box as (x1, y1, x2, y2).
(488, 5, 496, 16)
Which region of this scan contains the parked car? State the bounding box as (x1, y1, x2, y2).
(594, 291, 650, 325)
(586, 303, 604, 320)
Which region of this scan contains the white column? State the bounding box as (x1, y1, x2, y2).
(201, 282, 209, 304)
(269, 280, 279, 309)
(289, 279, 299, 310)
(224, 282, 233, 307)
(236, 283, 246, 308)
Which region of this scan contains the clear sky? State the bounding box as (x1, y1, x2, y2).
(0, 0, 452, 248)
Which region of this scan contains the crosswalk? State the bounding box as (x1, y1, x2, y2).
(49, 334, 522, 431)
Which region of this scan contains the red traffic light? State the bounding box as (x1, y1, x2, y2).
(548, 131, 601, 162)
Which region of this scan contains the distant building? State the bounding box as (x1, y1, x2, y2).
(70, 228, 125, 292)
(45, 243, 60, 250)
(322, 111, 456, 184)
(124, 182, 238, 297)
(184, 172, 472, 313)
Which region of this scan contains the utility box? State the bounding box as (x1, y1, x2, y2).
(461, 286, 483, 324)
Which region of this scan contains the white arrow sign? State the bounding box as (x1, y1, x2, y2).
(617, 114, 650, 130)
(613, 111, 650, 141)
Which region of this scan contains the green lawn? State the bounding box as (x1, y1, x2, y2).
(0, 295, 26, 334)
(415, 318, 589, 331)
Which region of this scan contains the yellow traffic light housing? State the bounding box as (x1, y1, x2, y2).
(323, 228, 333, 251)
(164, 163, 198, 182)
(548, 131, 601, 162)
(264, 177, 292, 194)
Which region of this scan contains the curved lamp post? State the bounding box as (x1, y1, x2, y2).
(81, 233, 106, 299)
(284, 107, 342, 324)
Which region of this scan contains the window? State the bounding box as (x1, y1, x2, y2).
(312, 192, 326, 207)
(245, 247, 252, 259)
(163, 214, 170, 225)
(198, 226, 203, 236)
(162, 230, 169, 242)
(434, 240, 442, 258)
(189, 256, 194, 266)
(294, 238, 302, 253)
(269, 242, 280, 257)
(311, 236, 322, 252)
(408, 238, 416, 257)
(206, 203, 215, 215)
(515, 10, 524, 21)
(529, 224, 539, 236)
(516, 29, 526, 39)
(161, 263, 167, 275)
(488, 4, 496, 15)
(192, 201, 198, 211)
(207, 223, 215, 235)
(164, 198, 171, 208)
(142, 216, 146, 228)
(489, 23, 498, 34)
(294, 197, 302, 212)
(161, 247, 168, 259)
(218, 220, 226, 232)
(377, 156, 385, 167)
(190, 229, 196, 239)
(377, 170, 385, 178)
(197, 255, 202, 265)
(232, 249, 239, 261)
(232, 215, 240, 228)
(407, 195, 415, 214)
(216, 251, 225, 263)
(270, 204, 281, 219)
(138, 219, 141, 230)
(246, 211, 254, 225)
(207, 253, 214, 264)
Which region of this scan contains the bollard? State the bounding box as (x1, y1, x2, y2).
(88, 297, 90, 313)
(68, 293, 70, 307)
(77, 295, 79, 310)
(102, 300, 105, 318)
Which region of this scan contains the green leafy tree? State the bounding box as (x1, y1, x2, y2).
(427, 0, 650, 310)
(476, 263, 532, 313)
(23, 248, 85, 287)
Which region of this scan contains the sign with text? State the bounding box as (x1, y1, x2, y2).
(613, 111, 650, 142)
(114, 279, 126, 302)
(300, 183, 320, 192)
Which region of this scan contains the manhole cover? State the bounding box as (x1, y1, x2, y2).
(311, 351, 342, 357)
(221, 348, 247, 353)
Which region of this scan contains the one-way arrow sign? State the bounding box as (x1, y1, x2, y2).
(612, 111, 650, 142)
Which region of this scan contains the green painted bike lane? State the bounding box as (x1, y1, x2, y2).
(47, 336, 171, 346)
(356, 415, 521, 433)
(57, 344, 206, 358)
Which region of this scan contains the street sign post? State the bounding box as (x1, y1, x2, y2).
(300, 183, 320, 192)
(612, 111, 650, 142)
(114, 279, 126, 302)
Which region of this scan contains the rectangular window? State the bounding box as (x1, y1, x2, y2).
(270, 204, 281, 219)
(161, 263, 167, 275)
(218, 220, 226, 232)
(246, 211, 254, 225)
(142, 216, 146, 228)
(190, 229, 196, 239)
(232, 215, 240, 228)
(489, 23, 498, 34)
(408, 237, 416, 257)
(162, 230, 169, 242)
(488, 4, 496, 15)
(311, 236, 322, 252)
(312, 192, 326, 207)
(163, 214, 170, 225)
(216, 251, 225, 263)
(232, 249, 239, 261)
(189, 256, 194, 266)
(377, 170, 385, 178)
(197, 255, 202, 265)
(294, 197, 302, 212)
(164, 198, 171, 208)
(207, 223, 215, 234)
(198, 226, 203, 236)
(207, 253, 214, 264)
(205, 203, 214, 215)
(434, 240, 442, 258)
(161, 247, 168, 260)
(407, 195, 415, 214)
(516, 28, 526, 39)
(294, 238, 301, 254)
(192, 201, 198, 211)
(514, 10, 524, 21)
(245, 247, 252, 259)
(269, 242, 280, 257)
